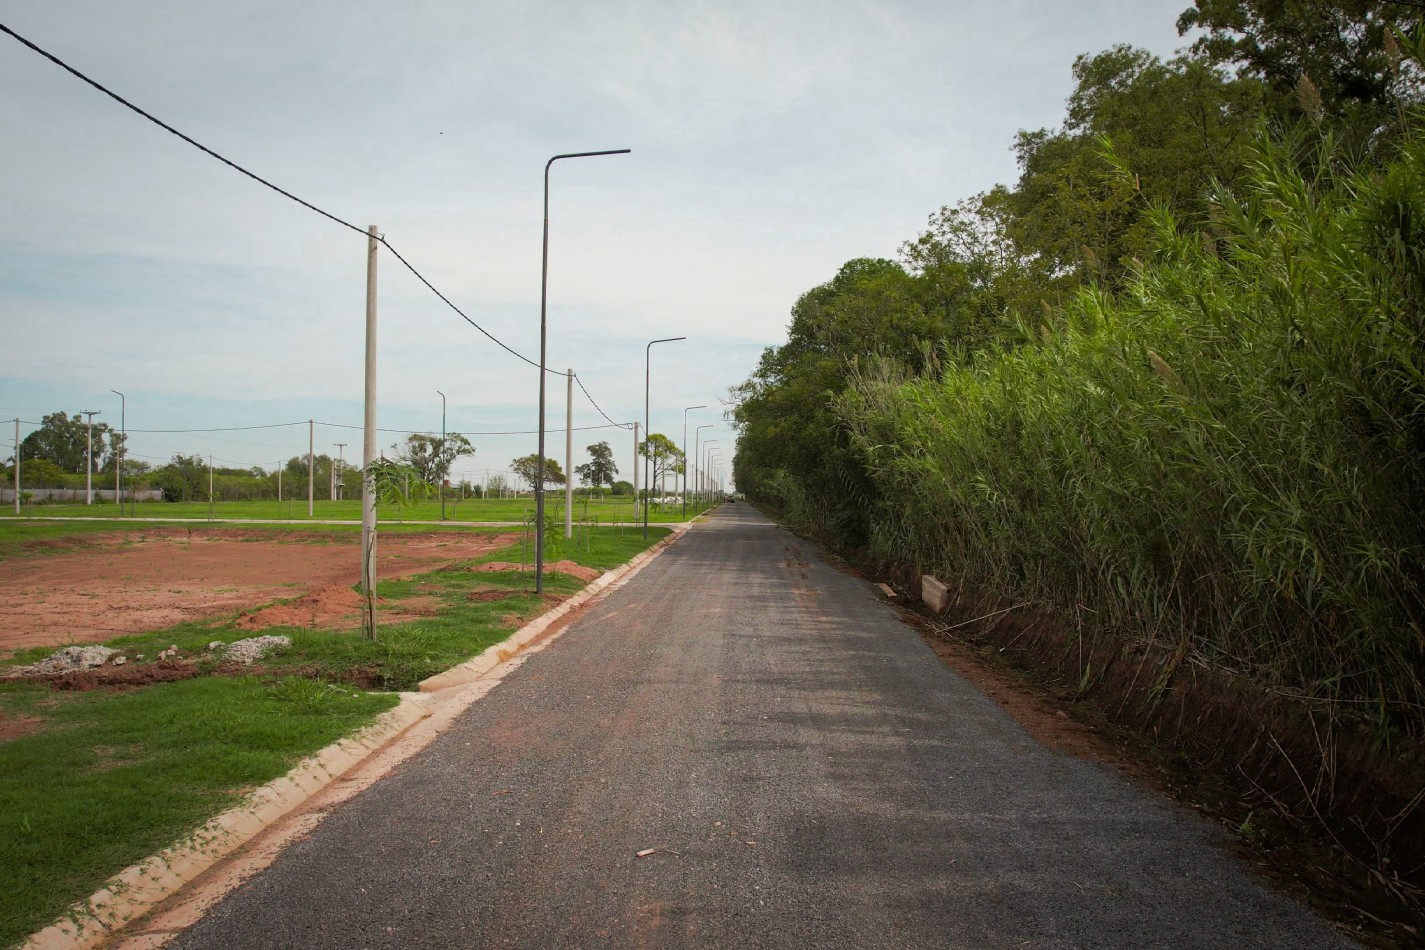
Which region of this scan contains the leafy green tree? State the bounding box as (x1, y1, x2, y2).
(1006, 45, 1263, 286)
(511, 454, 566, 491)
(637, 434, 684, 495)
(394, 432, 474, 486)
(574, 441, 618, 488)
(14, 458, 68, 488)
(611, 479, 634, 496)
(1177, 0, 1424, 152)
(20, 412, 115, 473)
(152, 454, 207, 502)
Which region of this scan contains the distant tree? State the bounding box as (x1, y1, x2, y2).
(611, 479, 634, 496)
(638, 434, 684, 496)
(152, 454, 207, 502)
(393, 432, 474, 486)
(511, 454, 566, 491)
(487, 473, 509, 497)
(15, 458, 68, 488)
(574, 441, 618, 489)
(20, 411, 115, 473)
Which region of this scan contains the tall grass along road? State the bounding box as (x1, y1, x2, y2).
(168, 505, 1349, 948)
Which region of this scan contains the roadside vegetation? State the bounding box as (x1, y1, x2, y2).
(732, 3, 1425, 935)
(0, 524, 668, 947)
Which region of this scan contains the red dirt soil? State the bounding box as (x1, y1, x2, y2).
(1, 528, 519, 652)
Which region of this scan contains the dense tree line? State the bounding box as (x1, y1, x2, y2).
(733, 5, 1425, 732)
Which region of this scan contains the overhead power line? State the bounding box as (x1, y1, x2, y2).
(0, 21, 608, 380)
(573, 374, 632, 430)
(127, 422, 306, 434)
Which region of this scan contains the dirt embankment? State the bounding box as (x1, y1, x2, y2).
(0, 528, 519, 652)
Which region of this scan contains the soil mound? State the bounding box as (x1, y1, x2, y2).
(237, 585, 365, 631)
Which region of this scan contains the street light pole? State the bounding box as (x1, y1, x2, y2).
(80, 410, 100, 505)
(644, 336, 685, 539)
(693, 424, 712, 513)
(536, 148, 631, 594)
(681, 405, 705, 519)
(703, 441, 719, 509)
(437, 390, 446, 520)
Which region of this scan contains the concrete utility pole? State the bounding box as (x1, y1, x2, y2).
(12, 419, 18, 515)
(437, 390, 446, 520)
(631, 422, 641, 522)
(81, 410, 100, 505)
(110, 391, 124, 516)
(565, 369, 574, 540)
(307, 419, 315, 518)
(361, 225, 379, 637)
(277, 462, 282, 502)
(334, 443, 346, 501)
(208, 454, 214, 520)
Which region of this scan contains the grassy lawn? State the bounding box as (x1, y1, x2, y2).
(0, 496, 710, 524)
(0, 677, 397, 948)
(0, 525, 669, 946)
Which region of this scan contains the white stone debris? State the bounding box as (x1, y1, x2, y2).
(3, 645, 117, 677)
(113, 656, 127, 666)
(207, 641, 225, 651)
(222, 635, 292, 665)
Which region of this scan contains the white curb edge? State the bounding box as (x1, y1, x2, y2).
(21, 698, 430, 950)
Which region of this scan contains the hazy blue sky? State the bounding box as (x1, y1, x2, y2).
(0, 0, 1193, 488)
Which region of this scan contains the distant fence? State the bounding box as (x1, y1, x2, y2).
(0, 488, 164, 503)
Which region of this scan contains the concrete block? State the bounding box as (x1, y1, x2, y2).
(921, 575, 949, 614)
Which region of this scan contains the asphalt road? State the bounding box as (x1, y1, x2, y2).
(171, 504, 1352, 949)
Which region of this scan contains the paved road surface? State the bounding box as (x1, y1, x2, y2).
(171, 505, 1351, 948)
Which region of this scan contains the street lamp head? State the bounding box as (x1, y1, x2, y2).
(546, 149, 631, 174)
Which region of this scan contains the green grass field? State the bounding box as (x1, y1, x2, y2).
(0, 495, 713, 524)
(0, 524, 670, 945)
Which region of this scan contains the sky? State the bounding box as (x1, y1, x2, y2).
(0, 0, 1194, 491)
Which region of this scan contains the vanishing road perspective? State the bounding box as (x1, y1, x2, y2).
(170, 505, 1351, 949)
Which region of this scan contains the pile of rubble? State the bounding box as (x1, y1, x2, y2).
(3, 635, 293, 678)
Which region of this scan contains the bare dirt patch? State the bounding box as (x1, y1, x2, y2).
(0, 529, 518, 652)
(0, 712, 41, 742)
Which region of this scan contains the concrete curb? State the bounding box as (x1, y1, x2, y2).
(417, 526, 687, 693)
(22, 697, 431, 950)
(21, 524, 688, 950)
